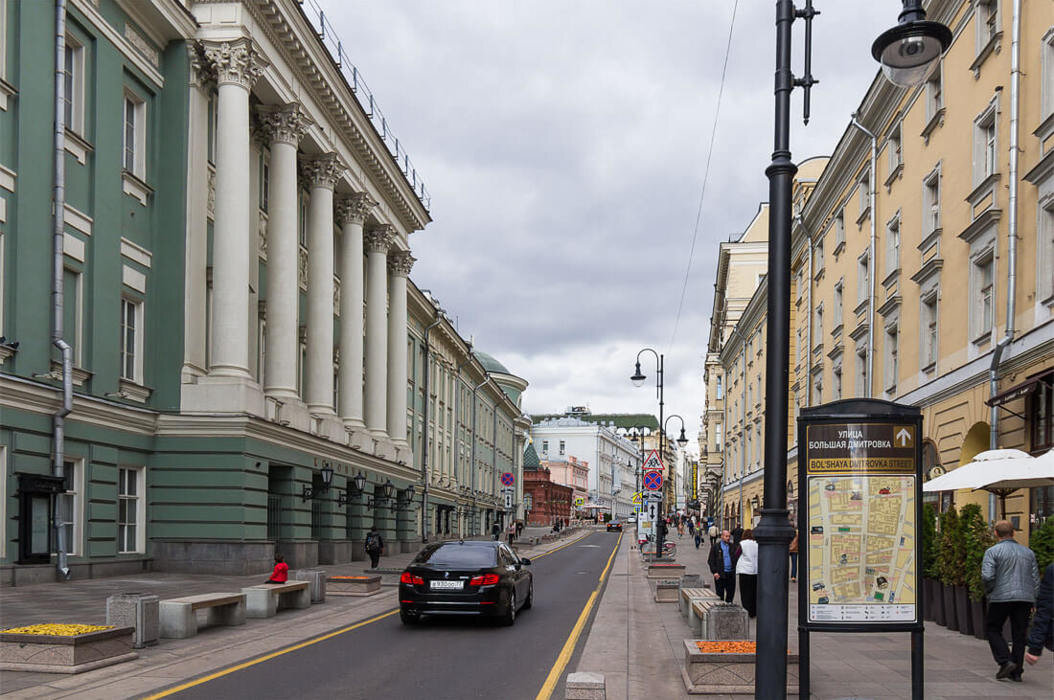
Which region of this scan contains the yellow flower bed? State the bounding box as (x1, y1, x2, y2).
(3, 624, 114, 636)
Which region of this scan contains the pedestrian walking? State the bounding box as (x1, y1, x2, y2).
(507, 520, 516, 545)
(365, 526, 384, 569)
(982, 520, 1040, 682)
(731, 525, 743, 545)
(1025, 562, 1053, 667)
(707, 530, 741, 603)
(516, 520, 524, 538)
(708, 524, 719, 541)
(491, 520, 501, 540)
(737, 529, 759, 617)
(688, 516, 695, 536)
(694, 527, 703, 549)
(789, 526, 799, 583)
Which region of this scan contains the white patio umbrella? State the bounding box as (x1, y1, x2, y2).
(981, 448, 1054, 490)
(923, 448, 1038, 517)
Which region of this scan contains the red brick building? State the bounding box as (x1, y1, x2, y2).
(523, 467, 573, 527)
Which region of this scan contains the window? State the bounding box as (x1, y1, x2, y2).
(63, 35, 85, 134)
(813, 377, 823, 406)
(1032, 374, 1054, 454)
(558, 440, 565, 456)
(715, 423, 722, 451)
(926, 71, 943, 120)
(63, 267, 82, 367)
(715, 375, 723, 400)
(888, 124, 902, 175)
(834, 209, 846, 250)
(797, 327, 806, 363)
(974, 102, 999, 184)
(833, 367, 843, 400)
(541, 440, 548, 454)
(1043, 29, 1054, 119)
(923, 167, 941, 235)
(976, 0, 1000, 50)
(207, 92, 217, 164)
(260, 149, 270, 213)
(58, 459, 82, 556)
(120, 297, 143, 382)
(855, 348, 869, 397)
(857, 250, 870, 304)
(921, 292, 939, 369)
(885, 326, 899, 391)
(117, 467, 143, 553)
(1040, 199, 1054, 305)
(858, 172, 870, 217)
(123, 92, 146, 177)
(973, 254, 995, 339)
(815, 236, 825, 274)
(814, 304, 824, 345)
(886, 215, 900, 274)
(833, 281, 844, 330)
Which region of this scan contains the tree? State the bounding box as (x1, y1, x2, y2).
(937, 506, 965, 587)
(1030, 517, 1054, 571)
(960, 504, 994, 602)
(921, 503, 938, 579)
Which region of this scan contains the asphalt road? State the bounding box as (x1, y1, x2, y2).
(169, 530, 621, 700)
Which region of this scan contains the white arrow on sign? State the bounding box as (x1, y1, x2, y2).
(896, 428, 912, 447)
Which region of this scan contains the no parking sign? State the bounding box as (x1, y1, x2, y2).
(643, 469, 663, 491)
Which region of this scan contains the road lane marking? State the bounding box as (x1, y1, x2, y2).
(143, 608, 399, 699)
(535, 532, 622, 700)
(533, 531, 595, 559)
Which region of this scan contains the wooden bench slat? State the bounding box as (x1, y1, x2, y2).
(163, 593, 244, 609)
(245, 581, 308, 593)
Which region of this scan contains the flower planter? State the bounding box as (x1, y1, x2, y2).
(681, 640, 799, 695)
(941, 583, 959, 631)
(954, 585, 972, 636)
(922, 579, 935, 621)
(0, 625, 137, 674)
(327, 575, 382, 597)
(931, 580, 946, 626)
(970, 598, 986, 640)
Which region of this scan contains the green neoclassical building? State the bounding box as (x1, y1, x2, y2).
(0, 0, 529, 584)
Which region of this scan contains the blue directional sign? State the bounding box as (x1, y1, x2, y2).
(643, 469, 663, 491)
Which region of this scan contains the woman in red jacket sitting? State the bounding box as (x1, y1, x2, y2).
(266, 553, 288, 584)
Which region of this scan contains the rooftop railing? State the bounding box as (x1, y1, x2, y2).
(299, 0, 431, 211)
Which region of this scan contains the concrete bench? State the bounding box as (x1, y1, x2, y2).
(646, 563, 685, 580)
(159, 592, 246, 639)
(690, 599, 749, 641)
(679, 587, 719, 618)
(327, 575, 382, 597)
(242, 581, 311, 618)
(655, 580, 680, 603)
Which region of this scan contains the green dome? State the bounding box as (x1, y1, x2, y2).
(473, 350, 509, 375)
(523, 443, 541, 469)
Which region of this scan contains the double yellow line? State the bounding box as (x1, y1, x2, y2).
(535, 531, 622, 700)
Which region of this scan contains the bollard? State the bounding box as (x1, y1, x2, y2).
(565, 671, 606, 700)
(106, 592, 159, 648)
(291, 569, 327, 603)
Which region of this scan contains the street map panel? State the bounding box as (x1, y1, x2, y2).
(807, 475, 917, 623)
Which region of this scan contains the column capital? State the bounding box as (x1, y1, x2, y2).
(388, 250, 416, 277)
(187, 43, 213, 88)
(258, 103, 312, 146)
(301, 153, 346, 190)
(201, 39, 267, 90)
(336, 192, 378, 227)
(365, 225, 396, 254)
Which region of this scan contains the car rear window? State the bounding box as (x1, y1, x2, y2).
(421, 544, 496, 568)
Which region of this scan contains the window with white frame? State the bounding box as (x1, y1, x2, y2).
(858, 171, 870, 217)
(559, 440, 565, 455)
(833, 280, 844, 329)
(887, 124, 902, 174)
(833, 366, 843, 400)
(857, 250, 870, 304)
(834, 209, 846, 250)
(920, 291, 939, 369)
(117, 467, 143, 553)
(974, 102, 999, 184)
(716, 374, 724, 399)
(972, 252, 995, 340)
(715, 423, 722, 451)
(58, 459, 83, 556)
(975, 0, 1000, 51)
(260, 148, 270, 213)
(123, 91, 146, 178)
(63, 35, 85, 134)
(926, 71, 943, 121)
(1043, 28, 1054, 120)
(541, 440, 548, 455)
(814, 303, 824, 346)
(923, 167, 941, 235)
(855, 347, 869, 397)
(815, 235, 825, 274)
(884, 325, 899, 391)
(813, 376, 823, 406)
(1040, 199, 1054, 305)
(0, 0, 7, 81)
(886, 215, 901, 274)
(120, 297, 143, 383)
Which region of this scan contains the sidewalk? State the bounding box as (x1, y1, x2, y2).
(0, 527, 595, 699)
(575, 530, 1053, 699)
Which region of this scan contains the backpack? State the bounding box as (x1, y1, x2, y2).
(365, 533, 380, 552)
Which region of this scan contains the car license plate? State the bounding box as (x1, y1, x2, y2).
(429, 580, 463, 590)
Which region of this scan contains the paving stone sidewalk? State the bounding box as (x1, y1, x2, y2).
(575, 529, 1052, 699)
(0, 528, 594, 698)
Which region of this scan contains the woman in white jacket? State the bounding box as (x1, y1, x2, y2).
(736, 529, 759, 617)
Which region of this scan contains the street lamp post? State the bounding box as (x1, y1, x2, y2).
(757, 3, 949, 696)
(663, 414, 691, 516)
(631, 349, 665, 553)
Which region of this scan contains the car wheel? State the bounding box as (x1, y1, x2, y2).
(501, 590, 517, 626)
(522, 579, 533, 610)
(400, 609, 420, 626)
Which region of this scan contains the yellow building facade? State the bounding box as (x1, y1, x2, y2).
(709, 0, 1054, 538)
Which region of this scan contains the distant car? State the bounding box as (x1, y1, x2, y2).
(607, 520, 623, 532)
(398, 541, 532, 626)
(626, 514, 637, 524)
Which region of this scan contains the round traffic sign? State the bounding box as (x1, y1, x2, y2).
(501, 472, 515, 487)
(643, 469, 663, 491)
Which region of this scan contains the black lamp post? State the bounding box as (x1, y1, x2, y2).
(630, 348, 665, 554)
(756, 3, 949, 696)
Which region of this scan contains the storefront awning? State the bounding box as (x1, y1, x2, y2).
(987, 370, 1052, 407)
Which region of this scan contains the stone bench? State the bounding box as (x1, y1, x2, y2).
(159, 592, 246, 639)
(690, 599, 749, 640)
(646, 563, 685, 580)
(242, 581, 311, 618)
(679, 587, 719, 618)
(327, 575, 382, 597)
(291, 568, 326, 603)
(655, 580, 680, 603)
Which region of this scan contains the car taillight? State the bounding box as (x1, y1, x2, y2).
(469, 573, 500, 586)
(399, 572, 424, 585)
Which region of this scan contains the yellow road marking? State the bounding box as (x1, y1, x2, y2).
(535, 531, 622, 700)
(143, 609, 399, 699)
(533, 530, 595, 559)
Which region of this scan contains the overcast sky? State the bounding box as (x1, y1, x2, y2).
(320, 1, 899, 447)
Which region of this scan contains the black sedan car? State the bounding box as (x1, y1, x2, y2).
(606, 520, 623, 532)
(399, 540, 533, 626)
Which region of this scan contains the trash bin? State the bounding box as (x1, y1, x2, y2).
(106, 592, 159, 648)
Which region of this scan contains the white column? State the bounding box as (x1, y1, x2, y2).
(336, 192, 377, 428)
(202, 40, 266, 378)
(302, 153, 345, 413)
(364, 225, 395, 437)
(387, 250, 415, 446)
(258, 104, 310, 400)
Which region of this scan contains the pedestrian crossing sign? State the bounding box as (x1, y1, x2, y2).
(642, 450, 664, 473)
(631, 491, 643, 504)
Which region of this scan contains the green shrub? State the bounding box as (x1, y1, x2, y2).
(921, 503, 938, 579)
(1030, 517, 1054, 571)
(960, 504, 994, 601)
(937, 506, 965, 587)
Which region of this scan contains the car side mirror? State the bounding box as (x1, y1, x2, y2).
(519, 557, 531, 566)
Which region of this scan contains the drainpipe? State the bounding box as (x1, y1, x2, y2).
(420, 312, 445, 542)
(800, 214, 813, 403)
(849, 114, 877, 397)
(469, 377, 489, 534)
(988, 0, 1021, 519)
(52, 0, 72, 580)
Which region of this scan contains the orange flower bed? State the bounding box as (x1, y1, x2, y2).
(329, 576, 370, 580)
(695, 641, 756, 654)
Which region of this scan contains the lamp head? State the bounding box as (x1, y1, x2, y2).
(352, 471, 367, 494)
(405, 484, 416, 503)
(319, 462, 334, 490)
(871, 18, 951, 87)
(630, 362, 646, 387)
(382, 479, 395, 502)
(677, 428, 689, 447)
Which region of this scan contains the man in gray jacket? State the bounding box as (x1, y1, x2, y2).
(981, 520, 1040, 681)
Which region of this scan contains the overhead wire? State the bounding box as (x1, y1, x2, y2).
(667, 0, 739, 352)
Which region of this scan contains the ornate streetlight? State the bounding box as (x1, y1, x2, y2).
(630, 348, 666, 552)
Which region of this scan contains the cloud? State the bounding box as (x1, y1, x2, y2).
(322, 0, 904, 445)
